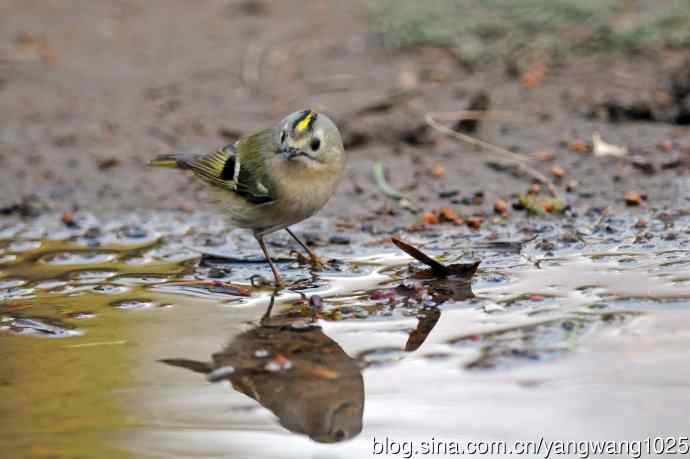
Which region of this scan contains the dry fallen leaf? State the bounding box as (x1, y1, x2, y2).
(466, 216, 483, 229)
(15, 32, 58, 65)
(61, 212, 76, 227)
(568, 139, 590, 154)
(521, 62, 548, 89)
(439, 207, 464, 225)
(543, 201, 556, 213)
(624, 191, 642, 206)
(422, 211, 440, 225)
(534, 150, 555, 161)
(551, 165, 566, 178)
(431, 162, 446, 178)
(518, 194, 566, 214)
(494, 199, 508, 214)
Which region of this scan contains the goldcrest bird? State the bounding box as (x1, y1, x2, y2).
(149, 110, 345, 287)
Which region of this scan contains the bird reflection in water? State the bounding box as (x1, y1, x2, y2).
(162, 292, 364, 443)
(161, 266, 476, 443)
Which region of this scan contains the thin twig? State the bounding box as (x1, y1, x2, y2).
(62, 340, 127, 349)
(428, 110, 521, 123)
(373, 161, 403, 200)
(425, 111, 561, 199)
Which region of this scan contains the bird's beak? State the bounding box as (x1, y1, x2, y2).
(283, 147, 301, 160)
(281, 146, 312, 161)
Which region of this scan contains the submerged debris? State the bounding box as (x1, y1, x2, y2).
(167, 280, 251, 297)
(4, 316, 81, 337)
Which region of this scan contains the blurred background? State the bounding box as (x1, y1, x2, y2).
(1, 0, 689, 217)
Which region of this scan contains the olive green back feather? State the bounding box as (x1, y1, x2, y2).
(149, 128, 277, 205)
(234, 128, 276, 200)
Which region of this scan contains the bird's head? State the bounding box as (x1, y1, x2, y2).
(276, 109, 345, 171)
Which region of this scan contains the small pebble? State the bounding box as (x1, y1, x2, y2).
(438, 190, 459, 199)
(329, 234, 350, 245)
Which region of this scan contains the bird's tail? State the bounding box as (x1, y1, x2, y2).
(148, 154, 194, 169)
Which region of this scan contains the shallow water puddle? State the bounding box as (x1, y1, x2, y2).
(2, 212, 690, 458)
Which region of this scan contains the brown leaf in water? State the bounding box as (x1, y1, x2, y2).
(392, 236, 448, 274)
(466, 216, 484, 229)
(170, 280, 251, 297)
(391, 236, 480, 279)
(438, 207, 464, 225)
(61, 212, 77, 228)
(422, 211, 440, 225)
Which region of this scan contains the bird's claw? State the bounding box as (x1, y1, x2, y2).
(250, 274, 284, 289)
(290, 250, 324, 269)
(309, 256, 324, 270)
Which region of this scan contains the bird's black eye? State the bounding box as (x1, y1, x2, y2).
(310, 138, 321, 151)
(280, 131, 287, 144)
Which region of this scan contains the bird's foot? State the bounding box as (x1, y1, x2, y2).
(308, 255, 324, 270)
(290, 250, 324, 269)
(250, 274, 285, 290)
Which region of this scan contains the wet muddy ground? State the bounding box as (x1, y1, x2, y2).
(1, 1, 689, 218)
(2, 1, 690, 458)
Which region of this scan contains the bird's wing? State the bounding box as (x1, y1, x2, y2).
(165, 144, 275, 205)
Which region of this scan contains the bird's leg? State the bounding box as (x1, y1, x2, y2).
(254, 233, 285, 288)
(285, 227, 323, 268)
(260, 289, 279, 325)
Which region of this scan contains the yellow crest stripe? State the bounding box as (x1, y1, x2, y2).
(295, 110, 314, 133)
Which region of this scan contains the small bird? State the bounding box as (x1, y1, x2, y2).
(149, 110, 345, 287)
